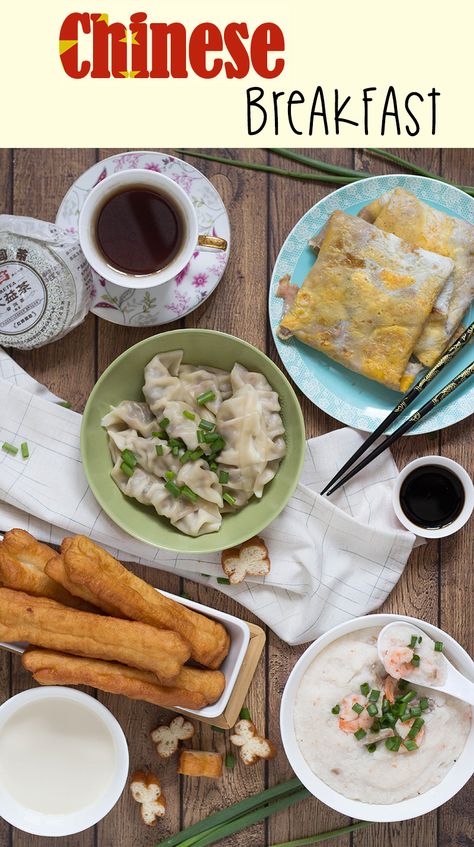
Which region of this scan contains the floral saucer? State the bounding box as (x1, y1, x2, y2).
(56, 151, 231, 326)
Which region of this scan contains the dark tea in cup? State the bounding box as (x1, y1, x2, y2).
(95, 187, 185, 276)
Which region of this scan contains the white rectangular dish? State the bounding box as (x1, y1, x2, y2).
(0, 587, 250, 720)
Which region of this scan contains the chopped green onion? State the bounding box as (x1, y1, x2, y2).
(200, 573, 211, 578)
(368, 689, 380, 702)
(398, 679, 409, 692)
(411, 654, 421, 667)
(203, 432, 221, 443)
(354, 728, 366, 741)
(408, 635, 418, 649)
(407, 717, 424, 739)
(219, 470, 230, 484)
(121, 449, 138, 468)
(225, 753, 236, 769)
(20, 442, 29, 459)
(172, 446, 179, 456)
(152, 431, 162, 438)
(223, 492, 236, 506)
(209, 462, 218, 472)
(155, 444, 164, 456)
(159, 417, 170, 429)
(367, 743, 377, 753)
(197, 429, 205, 443)
(418, 636, 423, 643)
(239, 707, 252, 721)
(169, 438, 185, 448)
(165, 471, 175, 481)
(399, 712, 411, 723)
(367, 704, 378, 718)
(2, 442, 18, 455)
(382, 712, 396, 727)
(197, 390, 216, 406)
(419, 697, 429, 711)
(409, 706, 422, 718)
(158, 430, 169, 440)
(183, 410, 195, 420)
(181, 485, 198, 502)
(57, 400, 72, 409)
(120, 461, 134, 478)
(400, 690, 417, 705)
(190, 448, 204, 461)
(370, 719, 381, 734)
(217, 576, 230, 584)
(403, 739, 419, 751)
(352, 703, 364, 715)
(211, 725, 225, 733)
(331, 705, 340, 715)
(360, 683, 370, 697)
(434, 641, 444, 652)
(180, 450, 193, 464)
(382, 698, 390, 713)
(165, 480, 181, 497)
(199, 419, 215, 431)
(385, 736, 402, 752)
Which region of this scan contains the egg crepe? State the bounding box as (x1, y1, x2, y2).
(277, 211, 454, 391)
(359, 188, 474, 366)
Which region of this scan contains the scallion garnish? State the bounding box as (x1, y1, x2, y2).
(172, 446, 179, 456)
(398, 679, 409, 692)
(180, 450, 193, 464)
(409, 706, 422, 718)
(411, 654, 421, 667)
(199, 419, 215, 431)
(190, 448, 204, 461)
(418, 636, 422, 643)
(181, 485, 198, 502)
(419, 697, 429, 711)
(368, 689, 380, 702)
(197, 429, 205, 443)
(197, 390, 216, 406)
(120, 461, 134, 478)
(382, 698, 390, 713)
(400, 690, 417, 705)
(20, 442, 29, 459)
(165, 480, 181, 497)
(408, 635, 418, 649)
(121, 449, 138, 468)
(403, 739, 419, 751)
(434, 641, 444, 652)
(217, 576, 230, 584)
(239, 707, 252, 721)
(370, 719, 381, 733)
(223, 492, 236, 506)
(367, 743, 377, 753)
(2, 442, 18, 456)
(352, 703, 364, 715)
(354, 728, 366, 741)
(407, 717, 424, 739)
(169, 438, 185, 448)
(399, 712, 411, 723)
(165, 471, 175, 481)
(152, 431, 161, 438)
(331, 705, 340, 715)
(360, 682, 370, 697)
(182, 410, 195, 420)
(219, 470, 230, 484)
(203, 432, 221, 443)
(367, 704, 378, 718)
(159, 417, 170, 429)
(209, 462, 218, 472)
(155, 444, 164, 456)
(225, 753, 236, 769)
(211, 725, 225, 733)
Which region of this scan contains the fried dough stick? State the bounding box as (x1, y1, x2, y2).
(0, 588, 190, 683)
(22, 649, 225, 710)
(47, 536, 230, 669)
(0, 529, 95, 611)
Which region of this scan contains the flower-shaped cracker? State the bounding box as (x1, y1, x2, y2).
(221, 537, 270, 585)
(151, 716, 195, 758)
(130, 771, 166, 826)
(230, 719, 277, 765)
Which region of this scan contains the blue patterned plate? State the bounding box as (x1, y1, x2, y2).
(269, 175, 474, 434)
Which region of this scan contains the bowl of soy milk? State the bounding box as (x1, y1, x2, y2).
(0, 687, 129, 835)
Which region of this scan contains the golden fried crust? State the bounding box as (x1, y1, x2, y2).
(0, 588, 190, 683)
(0, 530, 94, 611)
(45, 554, 125, 617)
(22, 649, 224, 710)
(178, 750, 223, 779)
(59, 536, 230, 669)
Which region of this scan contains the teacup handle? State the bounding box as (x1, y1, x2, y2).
(198, 234, 228, 251)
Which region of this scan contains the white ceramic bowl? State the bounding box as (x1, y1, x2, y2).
(280, 613, 474, 822)
(0, 687, 129, 836)
(392, 456, 474, 539)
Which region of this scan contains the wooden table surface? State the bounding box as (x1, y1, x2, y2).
(0, 148, 472, 847)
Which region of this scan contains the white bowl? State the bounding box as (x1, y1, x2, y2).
(0, 687, 129, 836)
(392, 456, 474, 539)
(280, 613, 474, 822)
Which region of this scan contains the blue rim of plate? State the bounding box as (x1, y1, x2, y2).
(269, 174, 474, 435)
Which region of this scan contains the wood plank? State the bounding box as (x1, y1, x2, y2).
(266, 149, 356, 847)
(437, 148, 474, 847)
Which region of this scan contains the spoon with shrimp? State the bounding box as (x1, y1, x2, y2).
(377, 622, 474, 706)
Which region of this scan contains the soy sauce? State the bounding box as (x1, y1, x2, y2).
(400, 465, 465, 529)
(96, 187, 183, 275)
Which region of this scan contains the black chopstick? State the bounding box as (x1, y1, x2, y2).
(320, 321, 474, 495)
(324, 359, 474, 497)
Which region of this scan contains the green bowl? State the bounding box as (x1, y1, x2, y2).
(81, 329, 306, 554)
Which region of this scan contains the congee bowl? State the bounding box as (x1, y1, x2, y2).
(280, 613, 474, 822)
(81, 328, 305, 554)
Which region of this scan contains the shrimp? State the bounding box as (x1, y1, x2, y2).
(338, 695, 373, 734)
(384, 676, 397, 704)
(382, 646, 414, 680)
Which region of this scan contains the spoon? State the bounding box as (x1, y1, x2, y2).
(377, 622, 474, 706)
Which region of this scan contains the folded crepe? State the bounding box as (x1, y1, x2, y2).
(359, 188, 474, 366)
(277, 210, 454, 391)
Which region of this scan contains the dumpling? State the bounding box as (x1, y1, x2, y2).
(176, 458, 223, 508)
(143, 350, 188, 412)
(101, 401, 157, 438)
(106, 428, 175, 477)
(230, 364, 286, 446)
(179, 364, 232, 414)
